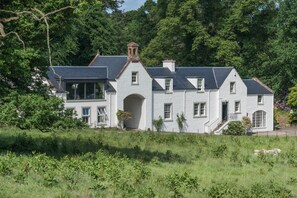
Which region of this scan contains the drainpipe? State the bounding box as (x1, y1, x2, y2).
(203, 90, 211, 133)
(183, 90, 186, 113)
(109, 93, 112, 127)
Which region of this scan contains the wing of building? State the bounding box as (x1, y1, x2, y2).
(47, 42, 274, 133)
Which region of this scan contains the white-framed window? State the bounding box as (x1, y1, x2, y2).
(164, 103, 172, 120)
(258, 95, 264, 104)
(230, 82, 236, 93)
(197, 78, 204, 92)
(252, 110, 266, 128)
(97, 107, 107, 124)
(82, 107, 91, 124)
(165, 78, 171, 92)
(132, 71, 138, 84)
(235, 101, 241, 113)
(194, 103, 206, 117)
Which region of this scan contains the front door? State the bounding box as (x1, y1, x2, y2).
(222, 102, 228, 121)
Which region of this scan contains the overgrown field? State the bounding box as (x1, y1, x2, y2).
(0, 128, 297, 197)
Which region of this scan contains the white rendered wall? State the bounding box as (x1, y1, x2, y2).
(116, 62, 153, 130)
(246, 94, 274, 132)
(218, 69, 248, 123)
(152, 90, 218, 133)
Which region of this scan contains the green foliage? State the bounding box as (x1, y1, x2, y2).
(176, 113, 187, 132)
(152, 116, 164, 132)
(0, 128, 297, 197)
(116, 110, 132, 129)
(287, 85, 297, 125)
(242, 116, 252, 130)
(223, 121, 245, 136)
(0, 93, 85, 131)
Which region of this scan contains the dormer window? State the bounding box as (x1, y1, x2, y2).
(165, 79, 172, 92)
(132, 71, 138, 84)
(230, 82, 236, 93)
(197, 78, 204, 92)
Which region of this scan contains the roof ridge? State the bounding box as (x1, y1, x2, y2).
(212, 68, 219, 88)
(252, 77, 274, 93)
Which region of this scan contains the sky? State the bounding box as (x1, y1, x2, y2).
(120, 0, 146, 11)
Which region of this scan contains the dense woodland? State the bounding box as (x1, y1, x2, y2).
(0, 0, 297, 99)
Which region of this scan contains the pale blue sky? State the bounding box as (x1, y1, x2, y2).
(121, 0, 146, 11)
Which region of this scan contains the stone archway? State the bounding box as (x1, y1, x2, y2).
(124, 94, 145, 129)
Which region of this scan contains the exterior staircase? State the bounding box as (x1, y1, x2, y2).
(213, 120, 230, 135)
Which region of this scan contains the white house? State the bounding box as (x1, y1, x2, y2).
(47, 42, 274, 133)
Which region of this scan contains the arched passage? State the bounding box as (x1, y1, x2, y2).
(124, 94, 146, 129)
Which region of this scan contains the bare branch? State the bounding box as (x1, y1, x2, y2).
(6, 31, 25, 49)
(0, 6, 76, 65)
(33, 8, 52, 66)
(44, 6, 75, 17)
(0, 22, 5, 36)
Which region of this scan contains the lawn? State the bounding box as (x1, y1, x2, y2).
(0, 127, 296, 197)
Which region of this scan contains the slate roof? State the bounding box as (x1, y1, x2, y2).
(48, 66, 107, 80)
(147, 67, 233, 90)
(146, 67, 172, 78)
(243, 79, 273, 94)
(47, 66, 109, 93)
(89, 55, 128, 80)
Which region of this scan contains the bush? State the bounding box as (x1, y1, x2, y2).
(223, 121, 245, 135)
(0, 93, 86, 131)
(116, 110, 132, 129)
(152, 116, 164, 132)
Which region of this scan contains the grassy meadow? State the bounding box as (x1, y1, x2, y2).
(0, 127, 297, 197)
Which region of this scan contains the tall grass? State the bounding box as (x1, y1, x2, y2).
(0, 127, 296, 197)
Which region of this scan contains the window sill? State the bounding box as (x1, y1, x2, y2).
(235, 112, 241, 114)
(165, 91, 173, 94)
(230, 92, 236, 94)
(164, 119, 173, 122)
(197, 90, 205, 93)
(252, 126, 266, 129)
(66, 99, 106, 102)
(131, 83, 139, 85)
(258, 103, 264, 105)
(193, 115, 207, 118)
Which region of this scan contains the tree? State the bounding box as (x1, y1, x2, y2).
(0, 93, 85, 131)
(287, 85, 297, 125)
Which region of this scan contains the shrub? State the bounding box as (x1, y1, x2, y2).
(0, 93, 86, 131)
(223, 121, 245, 135)
(152, 116, 164, 132)
(176, 113, 186, 132)
(242, 116, 252, 131)
(116, 110, 132, 129)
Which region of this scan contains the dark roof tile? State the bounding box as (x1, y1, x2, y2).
(89, 56, 128, 79)
(243, 79, 273, 94)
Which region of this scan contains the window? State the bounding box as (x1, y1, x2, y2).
(66, 82, 104, 100)
(164, 104, 172, 120)
(230, 82, 236, 93)
(194, 103, 206, 117)
(97, 107, 107, 124)
(132, 72, 138, 84)
(82, 107, 90, 124)
(235, 101, 241, 113)
(252, 110, 266, 128)
(197, 78, 204, 91)
(258, 95, 263, 104)
(165, 79, 171, 92)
